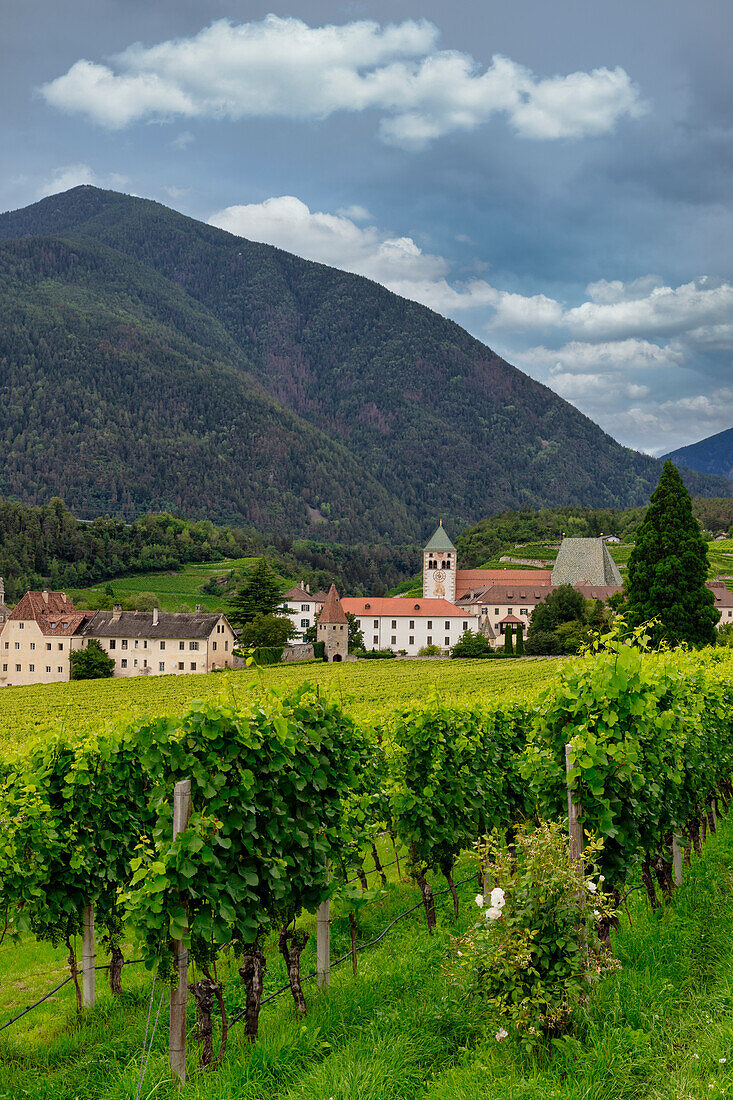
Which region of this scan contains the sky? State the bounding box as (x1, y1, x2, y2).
(3, 0, 732, 456)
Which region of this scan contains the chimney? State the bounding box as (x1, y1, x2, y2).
(0, 577, 4, 604)
(61, 592, 67, 603)
(195, 604, 202, 613)
(305, 583, 310, 594)
(112, 604, 122, 619)
(42, 590, 49, 602)
(152, 606, 159, 626)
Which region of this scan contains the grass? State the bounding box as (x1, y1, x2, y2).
(3, 816, 733, 1097)
(67, 558, 261, 613)
(0, 657, 561, 755)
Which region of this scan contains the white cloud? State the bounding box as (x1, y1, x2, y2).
(521, 338, 683, 373)
(36, 164, 126, 199)
(208, 194, 501, 310)
(605, 388, 733, 453)
(170, 130, 195, 149)
(565, 277, 733, 341)
(40, 16, 645, 148)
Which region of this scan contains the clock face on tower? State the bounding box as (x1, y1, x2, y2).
(433, 570, 445, 582)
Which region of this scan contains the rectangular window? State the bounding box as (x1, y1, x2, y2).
(15, 664, 21, 672)
(3, 642, 7, 650)
(134, 659, 138, 668)
(134, 639, 139, 648)
(143, 640, 148, 649)
(159, 661, 165, 671)
(212, 641, 217, 651)
(30, 642, 35, 651)
(427, 636, 432, 645)
(58, 643, 63, 651)
(178, 662, 184, 670)
(190, 641, 199, 651)
(409, 620, 415, 629)
(121, 639, 128, 649)
(143, 660, 148, 668)
(373, 619, 378, 628)
(445, 637, 450, 647)
(46, 642, 51, 650)
(507, 608, 513, 615)
(224, 641, 229, 651)
(121, 659, 128, 669)
(45, 666, 50, 673)
(1, 663, 6, 672)
(300, 619, 309, 628)
(14, 642, 19, 650)
(391, 619, 397, 629)
(160, 640, 165, 650)
(57, 666, 63, 673)
(495, 608, 499, 615)
(427, 620, 433, 629)
(444, 621, 450, 629)
(109, 639, 116, 649)
(301, 604, 309, 612)
(409, 636, 414, 645)
(521, 608, 528, 616)
(373, 635, 379, 645)
(179, 641, 185, 651)
(463, 621, 468, 630)
(18, 623, 23, 630)
(190, 662, 196, 670)
(391, 635, 396, 645)
(29, 664, 34, 672)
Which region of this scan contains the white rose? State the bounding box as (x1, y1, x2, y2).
(495, 1028, 508, 1041)
(475, 894, 484, 908)
(486, 905, 503, 920)
(586, 881, 598, 894)
(593, 909, 601, 919)
(490, 887, 506, 908)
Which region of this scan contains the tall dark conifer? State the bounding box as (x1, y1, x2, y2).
(625, 461, 719, 647)
(229, 558, 285, 631)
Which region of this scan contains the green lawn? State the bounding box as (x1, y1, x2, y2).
(67, 558, 261, 612)
(2, 801, 733, 1098)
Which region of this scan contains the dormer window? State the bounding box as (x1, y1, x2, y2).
(413, 604, 421, 611)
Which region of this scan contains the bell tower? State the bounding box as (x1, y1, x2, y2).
(423, 521, 457, 603)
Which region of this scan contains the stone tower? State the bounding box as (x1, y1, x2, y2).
(423, 521, 457, 603)
(317, 584, 349, 662)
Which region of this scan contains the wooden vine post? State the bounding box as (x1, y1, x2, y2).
(565, 744, 583, 867)
(316, 880, 330, 988)
(82, 902, 95, 1008)
(672, 834, 683, 887)
(170, 779, 191, 1087)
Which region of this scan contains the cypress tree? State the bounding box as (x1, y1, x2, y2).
(515, 622, 524, 656)
(229, 557, 285, 631)
(625, 460, 719, 647)
(503, 623, 514, 655)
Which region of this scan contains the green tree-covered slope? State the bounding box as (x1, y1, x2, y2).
(0, 185, 728, 540)
(662, 427, 733, 483)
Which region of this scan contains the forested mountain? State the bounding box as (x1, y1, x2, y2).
(662, 428, 733, 484)
(0, 496, 416, 602)
(0, 185, 728, 541)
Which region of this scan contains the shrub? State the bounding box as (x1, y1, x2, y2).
(503, 625, 514, 655)
(451, 629, 493, 659)
(418, 644, 442, 656)
(461, 822, 616, 1047)
(313, 640, 326, 661)
(69, 639, 115, 680)
(525, 629, 561, 656)
(360, 649, 396, 660)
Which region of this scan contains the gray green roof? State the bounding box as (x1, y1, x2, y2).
(424, 522, 456, 553)
(551, 538, 622, 587)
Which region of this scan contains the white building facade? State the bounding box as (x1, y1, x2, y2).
(342, 597, 477, 656)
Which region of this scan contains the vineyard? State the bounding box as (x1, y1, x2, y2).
(0, 656, 558, 753)
(2, 633, 733, 1096)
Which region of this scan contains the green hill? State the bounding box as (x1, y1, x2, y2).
(662, 426, 733, 484)
(0, 185, 728, 541)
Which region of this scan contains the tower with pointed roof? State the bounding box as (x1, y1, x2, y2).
(317, 584, 349, 662)
(423, 521, 457, 603)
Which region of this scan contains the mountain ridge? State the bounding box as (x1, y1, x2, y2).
(0, 185, 728, 541)
(662, 427, 733, 484)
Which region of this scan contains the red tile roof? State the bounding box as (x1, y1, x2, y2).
(455, 569, 552, 597)
(342, 597, 476, 618)
(319, 584, 348, 624)
(9, 591, 93, 635)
